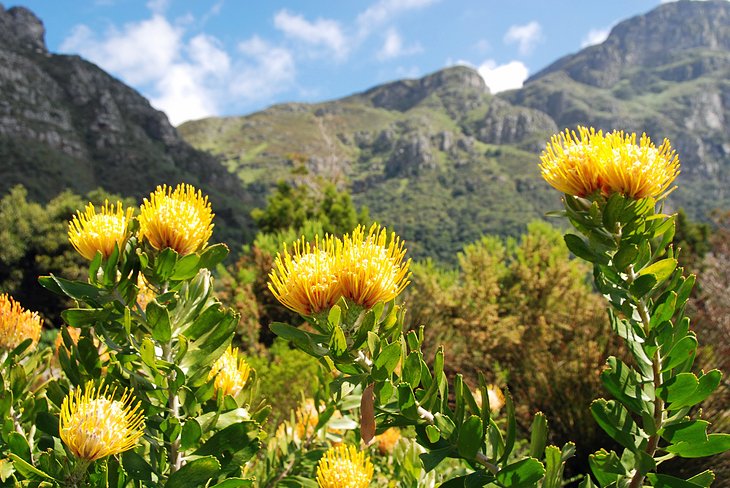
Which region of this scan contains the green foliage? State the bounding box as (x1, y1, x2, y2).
(407, 221, 615, 467)
(558, 192, 728, 486)
(247, 340, 322, 428)
(251, 179, 368, 237)
(0, 185, 134, 324)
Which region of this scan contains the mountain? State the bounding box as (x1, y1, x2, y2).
(505, 0, 730, 219)
(180, 1, 730, 260)
(0, 4, 255, 245)
(180, 66, 560, 260)
(1, 2, 728, 262)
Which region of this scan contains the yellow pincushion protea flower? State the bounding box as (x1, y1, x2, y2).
(135, 276, 155, 310)
(138, 183, 214, 256)
(539, 126, 604, 197)
(54, 326, 82, 355)
(68, 201, 134, 260)
(208, 346, 251, 398)
(474, 385, 506, 413)
(540, 126, 680, 200)
(0, 294, 42, 351)
(268, 235, 342, 316)
(316, 445, 374, 488)
(376, 427, 401, 455)
(600, 130, 680, 199)
(336, 224, 411, 309)
(60, 381, 145, 462)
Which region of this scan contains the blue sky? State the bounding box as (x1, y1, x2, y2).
(16, 0, 666, 125)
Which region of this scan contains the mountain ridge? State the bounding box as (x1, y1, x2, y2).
(1, 1, 728, 260)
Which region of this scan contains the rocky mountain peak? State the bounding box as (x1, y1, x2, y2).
(0, 3, 47, 53)
(529, 0, 730, 88)
(354, 65, 487, 112)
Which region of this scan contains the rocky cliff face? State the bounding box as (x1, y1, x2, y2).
(0, 3, 253, 243)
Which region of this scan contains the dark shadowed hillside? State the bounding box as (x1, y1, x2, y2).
(0, 3, 255, 245)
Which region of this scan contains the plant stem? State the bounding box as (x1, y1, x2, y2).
(162, 341, 183, 473)
(627, 266, 664, 488)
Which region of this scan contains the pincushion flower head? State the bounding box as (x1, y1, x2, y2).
(540, 126, 680, 200)
(316, 445, 374, 488)
(539, 126, 605, 197)
(268, 235, 341, 316)
(336, 224, 411, 309)
(138, 183, 214, 256)
(0, 294, 42, 351)
(60, 381, 145, 462)
(376, 427, 401, 455)
(208, 346, 251, 398)
(68, 201, 134, 260)
(600, 130, 680, 199)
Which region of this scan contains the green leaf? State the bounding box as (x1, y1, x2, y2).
(329, 324, 347, 356)
(198, 243, 229, 270)
(646, 473, 706, 487)
(7, 433, 31, 463)
(269, 323, 328, 358)
(419, 447, 452, 472)
(61, 308, 109, 327)
(613, 244, 638, 271)
(165, 456, 220, 488)
(38, 275, 101, 303)
(564, 234, 599, 262)
(402, 352, 422, 388)
(122, 450, 153, 482)
(170, 254, 201, 281)
(496, 457, 545, 487)
(154, 248, 179, 281)
(457, 416, 483, 460)
(439, 471, 495, 487)
(637, 258, 677, 284)
(373, 342, 401, 380)
(194, 422, 261, 468)
(434, 413, 456, 439)
(6, 454, 56, 481)
(35, 412, 59, 437)
(600, 357, 651, 415)
(590, 399, 645, 451)
(148, 301, 172, 342)
(327, 305, 341, 328)
(397, 384, 419, 419)
(542, 445, 563, 488)
(529, 412, 548, 459)
(181, 419, 202, 451)
(658, 370, 722, 410)
(665, 433, 730, 458)
(662, 336, 697, 373)
(687, 471, 715, 487)
(209, 480, 254, 488)
(425, 425, 440, 443)
(629, 274, 657, 298)
(588, 449, 626, 486)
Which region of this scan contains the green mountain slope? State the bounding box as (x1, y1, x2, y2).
(180, 1, 730, 260)
(181, 67, 559, 260)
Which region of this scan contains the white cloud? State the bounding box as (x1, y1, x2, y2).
(476, 59, 529, 93)
(146, 0, 170, 14)
(377, 28, 422, 60)
(274, 10, 349, 60)
(60, 14, 297, 125)
(503, 21, 542, 55)
(232, 36, 296, 101)
(357, 0, 438, 36)
(61, 15, 182, 85)
(581, 27, 610, 48)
